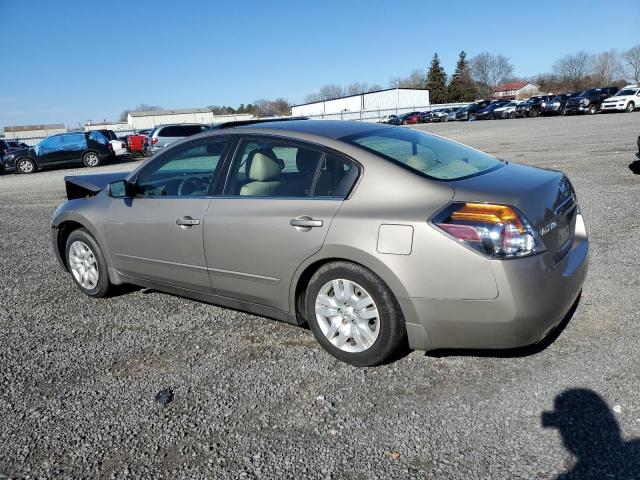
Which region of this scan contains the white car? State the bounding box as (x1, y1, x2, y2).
(94, 129, 128, 156)
(600, 85, 640, 113)
(492, 101, 521, 119)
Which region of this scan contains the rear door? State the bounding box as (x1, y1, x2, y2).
(105, 137, 231, 291)
(203, 136, 359, 311)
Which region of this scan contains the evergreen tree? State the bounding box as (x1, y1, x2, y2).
(448, 51, 478, 102)
(426, 53, 448, 103)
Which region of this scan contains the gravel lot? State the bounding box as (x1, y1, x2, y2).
(1, 113, 639, 479)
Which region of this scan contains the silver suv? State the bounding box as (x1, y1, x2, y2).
(145, 124, 210, 155)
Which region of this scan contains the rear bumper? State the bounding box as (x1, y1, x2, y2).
(400, 213, 589, 351)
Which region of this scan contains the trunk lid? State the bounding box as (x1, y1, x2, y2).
(449, 162, 577, 261)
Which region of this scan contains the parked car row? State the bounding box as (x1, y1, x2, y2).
(380, 85, 639, 125)
(0, 123, 214, 174)
(0, 131, 115, 174)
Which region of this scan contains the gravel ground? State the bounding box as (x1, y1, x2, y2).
(1, 113, 639, 479)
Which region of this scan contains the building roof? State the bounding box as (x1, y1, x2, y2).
(292, 87, 429, 108)
(129, 108, 212, 117)
(493, 81, 540, 93)
(4, 123, 65, 133)
(85, 121, 128, 126)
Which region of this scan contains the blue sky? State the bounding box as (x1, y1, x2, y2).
(1, 0, 638, 128)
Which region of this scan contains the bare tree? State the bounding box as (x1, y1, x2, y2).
(553, 51, 592, 90)
(622, 45, 640, 85)
(345, 82, 383, 95)
(304, 84, 345, 103)
(389, 69, 426, 89)
(253, 98, 291, 117)
(119, 104, 162, 121)
(470, 52, 515, 99)
(591, 50, 623, 85)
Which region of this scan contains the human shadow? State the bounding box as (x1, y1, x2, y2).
(542, 388, 640, 479)
(629, 159, 640, 175)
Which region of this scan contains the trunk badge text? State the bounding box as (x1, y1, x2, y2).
(540, 221, 558, 236)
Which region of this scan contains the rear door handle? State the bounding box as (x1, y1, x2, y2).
(290, 218, 323, 228)
(176, 216, 200, 227)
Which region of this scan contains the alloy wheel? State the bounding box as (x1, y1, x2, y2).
(18, 159, 34, 173)
(68, 240, 99, 290)
(84, 153, 99, 166)
(315, 279, 380, 353)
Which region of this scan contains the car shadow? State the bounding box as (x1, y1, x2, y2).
(629, 159, 640, 175)
(425, 292, 581, 359)
(542, 388, 640, 479)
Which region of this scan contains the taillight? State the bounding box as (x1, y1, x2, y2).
(433, 202, 545, 258)
(152, 137, 158, 145)
(108, 143, 114, 153)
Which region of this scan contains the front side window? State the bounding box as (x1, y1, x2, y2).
(343, 127, 502, 181)
(37, 135, 63, 153)
(225, 139, 357, 198)
(135, 139, 229, 197)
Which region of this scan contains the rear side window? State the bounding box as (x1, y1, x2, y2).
(60, 133, 88, 149)
(343, 127, 502, 181)
(159, 125, 206, 137)
(225, 139, 358, 198)
(88, 131, 108, 145)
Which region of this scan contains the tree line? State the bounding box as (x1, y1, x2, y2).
(117, 44, 640, 121)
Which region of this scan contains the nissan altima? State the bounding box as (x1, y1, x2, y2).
(51, 119, 588, 366)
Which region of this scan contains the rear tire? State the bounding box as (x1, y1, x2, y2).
(626, 102, 635, 113)
(65, 228, 112, 298)
(305, 261, 407, 367)
(16, 158, 36, 174)
(82, 151, 101, 168)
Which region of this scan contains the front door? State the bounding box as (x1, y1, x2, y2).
(204, 137, 359, 311)
(105, 137, 231, 291)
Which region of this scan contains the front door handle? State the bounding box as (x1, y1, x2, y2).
(176, 216, 200, 227)
(290, 218, 323, 228)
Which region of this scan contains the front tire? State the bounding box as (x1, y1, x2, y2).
(65, 228, 112, 298)
(305, 261, 407, 366)
(626, 102, 635, 113)
(530, 108, 539, 118)
(588, 104, 597, 115)
(82, 151, 101, 168)
(16, 158, 37, 174)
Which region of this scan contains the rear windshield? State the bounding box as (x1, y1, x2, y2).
(342, 127, 503, 181)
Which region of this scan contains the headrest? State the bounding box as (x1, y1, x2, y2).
(246, 149, 281, 181)
(296, 148, 322, 173)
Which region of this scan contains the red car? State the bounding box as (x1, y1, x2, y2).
(402, 113, 421, 125)
(126, 130, 152, 156)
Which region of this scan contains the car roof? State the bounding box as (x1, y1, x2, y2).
(229, 119, 386, 140)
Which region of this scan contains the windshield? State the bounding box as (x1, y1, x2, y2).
(581, 89, 598, 96)
(342, 127, 503, 181)
(552, 95, 565, 101)
(616, 89, 638, 96)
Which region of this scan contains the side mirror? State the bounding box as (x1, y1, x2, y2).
(108, 179, 135, 198)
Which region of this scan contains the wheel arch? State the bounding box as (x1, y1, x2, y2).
(289, 247, 411, 323)
(15, 156, 38, 170)
(55, 219, 92, 270)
